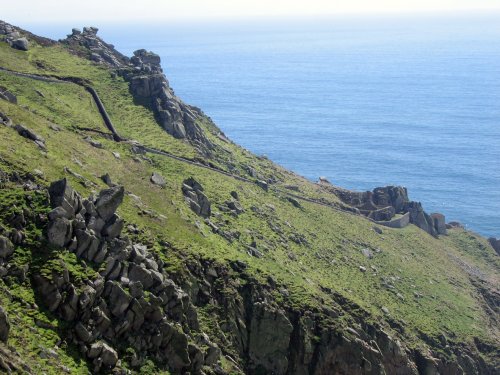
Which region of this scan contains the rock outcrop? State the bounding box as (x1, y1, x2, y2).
(0, 86, 17, 104)
(333, 185, 444, 236)
(0, 112, 12, 127)
(61, 25, 213, 151)
(39, 179, 219, 373)
(182, 177, 211, 218)
(431, 212, 447, 235)
(123, 51, 213, 151)
(488, 237, 500, 256)
(62, 27, 129, 67)
(13, 124, 46, 149)
(0, 21, 29, 51)
(0, 306, 9, 342)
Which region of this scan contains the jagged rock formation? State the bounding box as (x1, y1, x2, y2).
(0, 20, 498, 375)
(63, 27, 129, 67)
(124, 50, 213, 151)
(40, 179, 221, 373)
(61, 26, 213, 152)
(333, 185, 445, 236)
(182, 177, 211, 218)
(0, 21, 29, 51)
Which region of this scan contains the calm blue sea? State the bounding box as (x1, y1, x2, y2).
(28, 13, 500, 237)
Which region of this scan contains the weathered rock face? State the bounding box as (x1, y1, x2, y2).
(0, 236, 14, 258)
(125, 58, 212, 150)
(334, 185, 445, 236)
(248, 303, 293, 374)
(0, 306, 10, 342)
(0, 21, 29, 51)
(488, 237, 500, 256)
(182, 177, 211, 218)
(373, 186, 409, 213)
(150, 172, 166, 188)
(403, 201, 437, 236)
(62, 26, 129, 67)
(38, 179, 219, 373)
(431, 213, 447, 235)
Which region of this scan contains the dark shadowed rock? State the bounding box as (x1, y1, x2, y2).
(0, 236, 14, 258)
(373, 186, 409, 213)
(94, 185, 124, 221)
(182, 178, 211, 218)
(106, 282, 131, 317)
(88, 341, 118, 368)
(248, 303, 293, 374)
(404, 201, 437, 236)
(47, 218, 73, 247)
(48, 178, 81, 217)
(14, 124, 45, 148)
(0, 86, 17, 104)
(367, 206, 395, 221)
(488, 238, 500, 256)
(0, 306, 9, 342)
(102, 214, 123, 239)
(100, 173, 114, 187)
(287, 197, 301, 208)
(0, 112, 12, 126)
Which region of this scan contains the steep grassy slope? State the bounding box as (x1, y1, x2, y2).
(0, 25, 498, 374)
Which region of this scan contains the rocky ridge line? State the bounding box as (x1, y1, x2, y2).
(63, 27, 213, 153)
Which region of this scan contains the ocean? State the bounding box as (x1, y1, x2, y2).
(28, 12, 500, 237)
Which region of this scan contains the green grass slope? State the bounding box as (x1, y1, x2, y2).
(0, 30, 498, 373)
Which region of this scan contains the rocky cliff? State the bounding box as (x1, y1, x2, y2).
(0, 20, 498, 374)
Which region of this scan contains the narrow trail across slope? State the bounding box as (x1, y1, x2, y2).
(0, 66, 358, 217)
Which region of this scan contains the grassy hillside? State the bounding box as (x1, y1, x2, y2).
(0, 26, 498, 374)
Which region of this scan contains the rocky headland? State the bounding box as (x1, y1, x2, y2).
(0, 20, 498, 374)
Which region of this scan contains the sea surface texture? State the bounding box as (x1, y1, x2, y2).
(38, 13, 500, 236)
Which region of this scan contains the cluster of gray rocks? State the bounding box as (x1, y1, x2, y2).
(332, 184, 447, 236)
(39, 178, 221, 373)
(0, 21, 29, 51)
(182, 177, 211, 218)
(65, 27, 128, 67)
(62, 26, 213, 153)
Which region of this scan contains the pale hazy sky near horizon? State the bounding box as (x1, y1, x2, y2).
(4, 0, 500, 24)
